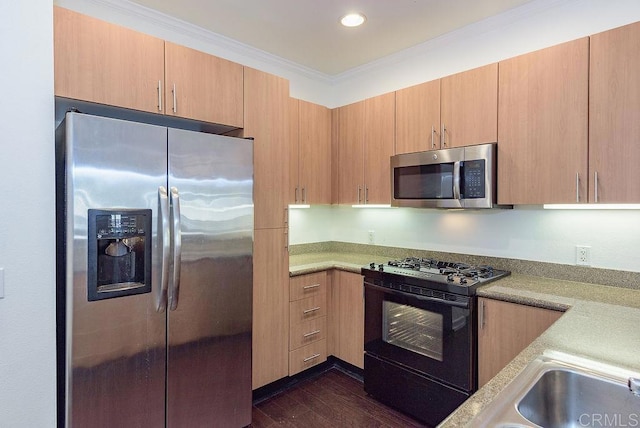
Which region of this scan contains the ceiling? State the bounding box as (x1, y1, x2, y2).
(128, 0, 535, 76)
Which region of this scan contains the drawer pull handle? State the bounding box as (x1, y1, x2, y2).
(303, 353, 321, 363)
(303, 307, 321, 315)
(303, 284, 321, 290)
(303, 330, 321, 338)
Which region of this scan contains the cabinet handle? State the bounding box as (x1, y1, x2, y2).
(303, 353, 321, 363)
(441, 123, 447, 148)
(576, 172, 580, 203)
(365, 186, 369, 203)
(431, 125, 436, 149)
(302, 187, 306, 204)
(284, 228, 288, 251)
(294, 187, 299, 204)
(157, 80, 162, 112)
(303, 306, 321, 314)
(357, 185, 362, 204)
(303, 283, 321, 290)
(594, 171, 599, 203)
(479, 300, 486, 329)
(172, 83, 177, 113)
(284, 207, 289, 225)
(303, 330, 321, 338)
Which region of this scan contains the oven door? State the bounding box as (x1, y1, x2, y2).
(364, 280, 476, 392)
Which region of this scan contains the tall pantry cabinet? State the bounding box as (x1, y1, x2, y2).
(242, 68, 291, 390)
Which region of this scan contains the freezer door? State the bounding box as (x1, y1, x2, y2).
(166, 128, 253, 427)
(59, 113, 167, 427)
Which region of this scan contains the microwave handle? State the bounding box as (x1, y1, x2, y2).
(453, 161, 461, 200)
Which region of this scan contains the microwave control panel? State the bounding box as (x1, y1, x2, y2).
(461, 160, 486, 199)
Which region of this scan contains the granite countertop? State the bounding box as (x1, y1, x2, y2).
(289, 242, 640, 427)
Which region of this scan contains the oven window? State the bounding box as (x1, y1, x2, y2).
(393, 164, 454, 199)
(382, 301, 443, 362)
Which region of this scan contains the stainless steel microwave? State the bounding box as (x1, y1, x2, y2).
(391, 143, 504, 209)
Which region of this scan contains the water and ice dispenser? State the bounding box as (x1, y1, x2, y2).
(87, 209, 152, 301)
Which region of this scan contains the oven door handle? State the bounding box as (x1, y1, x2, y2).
(364, 281, 470, 309)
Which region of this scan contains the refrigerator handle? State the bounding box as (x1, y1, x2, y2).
(169, 187, 182, 311)
(157, 187, 170, 312)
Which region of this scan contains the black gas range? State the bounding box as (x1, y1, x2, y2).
(361, 257, 510, 296)
(361, 257, 510, 426)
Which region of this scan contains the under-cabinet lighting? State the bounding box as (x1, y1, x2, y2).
(289, 204, 310, 209)
(351, 204, 393, 208)
(543, 204, 640, 210)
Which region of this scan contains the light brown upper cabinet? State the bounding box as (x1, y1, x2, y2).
(335, 93, 395, 205)
(54, 6, 164, 114)
(164, 42, 243, 127)
(441, 64, 498, 149)
(243, 67, 290, 229)
(498, 38, 589, 205)
(54, 7, 243, 127)
(395, 64, 497, 154)
(589, 21, 640, 203)
(289, 99, 332, 204)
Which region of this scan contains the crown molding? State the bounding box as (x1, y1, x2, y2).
(331, 0, 576, 84)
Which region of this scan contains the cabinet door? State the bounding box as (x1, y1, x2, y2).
(334, 271, 364, 369)
(590, 22, 640, 203)
(289, 98, 301, 203)
(396, 80, 441, 154)
(164, 42, 243, 127)
(335, 101, 365, 204)
(252, 228, 289, 389)
(477, 298, 562, 387)
(54, 7, 164, 114)
(244, 67, 290, 229)
(298, 100, 332, 204)
(498, 38, 589, 205)
(364, 93, 396, 204)
(441, 63, 498, 148)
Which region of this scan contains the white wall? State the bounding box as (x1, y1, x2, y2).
(0, 0, 56, 426)
(289, 206, 640, 272)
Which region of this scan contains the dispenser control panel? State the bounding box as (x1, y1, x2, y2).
(87, 209, 152, 301)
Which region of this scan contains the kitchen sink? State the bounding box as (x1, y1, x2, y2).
(472, 351, 640, 428)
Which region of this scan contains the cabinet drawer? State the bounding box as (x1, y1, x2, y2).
(289, 339, 327, 376)
(290, 295, 327, 323)
(290, 271, 327, 301)
(290, 316, 326, 350)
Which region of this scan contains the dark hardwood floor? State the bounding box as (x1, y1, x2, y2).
(250, 368, 429, 427)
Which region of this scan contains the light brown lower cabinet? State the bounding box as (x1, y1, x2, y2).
(289, 272, 328, 375)
(477, 297, 563, 387)
(330, 270, 364, 369)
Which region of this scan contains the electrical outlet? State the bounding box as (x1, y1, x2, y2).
(368, 230, 375, 244)
(576, 245, 591, 266)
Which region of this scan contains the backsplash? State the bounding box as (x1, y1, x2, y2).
(289, 241, 640, 291)
(288, 205, 640, 274)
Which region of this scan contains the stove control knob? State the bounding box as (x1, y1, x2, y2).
(460, 277, 467, 285)
(447, 273, 454, 282)
(369, 262, 376, 269)
(378, 264, 384, 271)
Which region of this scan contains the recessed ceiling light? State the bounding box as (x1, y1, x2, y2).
(340, 13, 366, 28)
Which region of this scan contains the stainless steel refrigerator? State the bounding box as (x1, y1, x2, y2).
(55, 112, 253, 427)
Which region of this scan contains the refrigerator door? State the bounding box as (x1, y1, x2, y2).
(60, 113, 168, 427)
(166, 128, 253, 427)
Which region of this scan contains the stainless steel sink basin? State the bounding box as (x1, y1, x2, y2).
(517, 368, 639, 427)
(472, 351, 640, 428)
